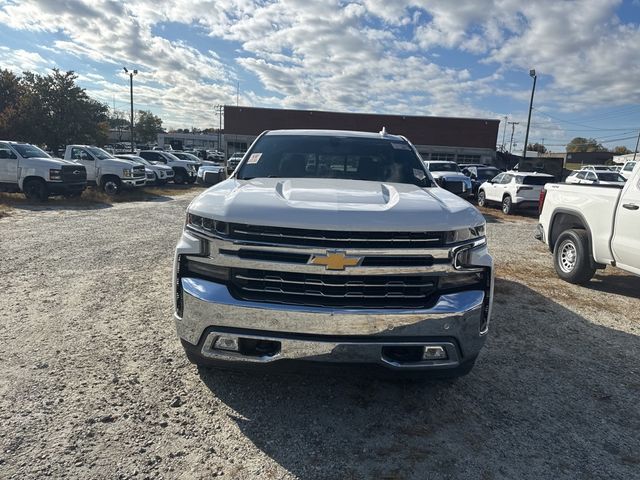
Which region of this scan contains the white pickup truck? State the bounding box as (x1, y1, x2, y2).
(173, 129, 494, 379)
(537, 162, 640, 283)
(64, 145, 146, 195)
(0, 141, 87, 201)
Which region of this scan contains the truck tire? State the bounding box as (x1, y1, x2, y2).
(553, 229, 596, 284)
(173, 169, 186, 185)
(102, 177, 121, 196)
(502, 195, 513, 215)
(23, 178, 48, 202)
(186, 176, 196, 185)
(477, 190, 487, 207)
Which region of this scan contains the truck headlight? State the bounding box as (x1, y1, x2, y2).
(186, 213, 229, 236)
(122, 169, 132, 178)
(445, 224, 485, 244)
(49, 169, 63, 181)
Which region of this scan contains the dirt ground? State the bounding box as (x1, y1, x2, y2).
(1, 190, 639, 480)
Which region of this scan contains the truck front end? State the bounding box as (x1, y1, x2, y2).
(172, 130, 493, 378)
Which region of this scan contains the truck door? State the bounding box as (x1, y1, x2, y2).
(0, 143, 19, 184)
(70, 147, 96, 181)
(612, 172, 640, 271)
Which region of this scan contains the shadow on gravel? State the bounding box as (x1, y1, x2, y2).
(0, 184, 201, 213)
(197, 279, 640, 479)
(478, 206, 538, 224)
(584, 273, 640, 300)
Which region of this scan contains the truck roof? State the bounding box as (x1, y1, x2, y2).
(263, 129, 408, 142)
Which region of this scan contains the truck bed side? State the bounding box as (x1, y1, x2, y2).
(540, 183, 622, 264)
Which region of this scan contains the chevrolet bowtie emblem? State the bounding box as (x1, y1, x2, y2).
(310, 251, 362, 270)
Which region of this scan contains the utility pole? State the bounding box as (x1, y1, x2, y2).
(123, 67, 138, 152)
(501, 115, 508, 151)
(214, 105, 224, 152)
(522, 69, 537, 160)
(633, 129, 640, 162)
(508, 121, 519, 153)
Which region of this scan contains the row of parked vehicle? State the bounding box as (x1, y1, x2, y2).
(424, 159, 637, 215)
(0, 140, 229, 201)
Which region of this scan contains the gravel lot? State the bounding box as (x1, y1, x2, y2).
(1, 190, 639, 479)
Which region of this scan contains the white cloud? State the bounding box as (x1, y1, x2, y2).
(0, 0, 638, 131)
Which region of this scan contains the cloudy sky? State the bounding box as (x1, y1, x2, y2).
(1, 0, 640, 151)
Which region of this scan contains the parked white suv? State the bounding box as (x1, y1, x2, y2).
(64, 145, 146, 195)
(477, 171, 553, 214)
(0, 141, 86, 201)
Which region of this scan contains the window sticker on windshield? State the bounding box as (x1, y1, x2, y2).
(391, 143, 411, 150)
(413, 169, 426, 180)
(247, 153, 262, 164)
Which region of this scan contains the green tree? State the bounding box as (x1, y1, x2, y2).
(527, 142, 547, 154)
(613, 145, 632, 155)
(1, 69, 109, 148)
(0, 69, 24, 139)
(135, 110, 164, 143)
(566, 137, 607, 153)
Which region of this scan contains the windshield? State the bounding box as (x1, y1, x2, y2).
(475, 168, 500, 180)
(597, 172, 625, 182)
(236, 135, 432, 186)
(520, 175, 552, 185)
(12, 144, 51, 159)
(87, 147, 114, 160)
(427, 162, 459, 172)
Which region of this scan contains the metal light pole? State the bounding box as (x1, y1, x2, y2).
(522, 69, 537, 160)
(123, 67, 138, 152)
(633, 130, 640, 162)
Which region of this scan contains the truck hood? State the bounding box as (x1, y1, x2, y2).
(188, 178, 484, 231)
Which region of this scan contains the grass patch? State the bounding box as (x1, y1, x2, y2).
(0, 184, 202, 211)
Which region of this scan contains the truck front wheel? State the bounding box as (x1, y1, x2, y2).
(102, 177, 121, 196)
(23, 178, 48, 202)
(553, 229, 596, 284)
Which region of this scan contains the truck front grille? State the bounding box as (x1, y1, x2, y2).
(230, 268, 438, 309)
(225, 224, 445, 249)
(61, 165, 87, 182)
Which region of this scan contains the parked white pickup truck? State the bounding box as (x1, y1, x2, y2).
(0, 141, 87, 201)
(174, 129, 494, 379)
(537, 162, 640, 283)
(64, 145, 146, 195)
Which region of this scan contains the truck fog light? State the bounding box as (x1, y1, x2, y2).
(423, 346, 447, 360)
(213, 336, 239, 352)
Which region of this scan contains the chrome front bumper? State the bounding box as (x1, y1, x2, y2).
(176, 278, 488, 370)
(174, 229, 493, 371)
